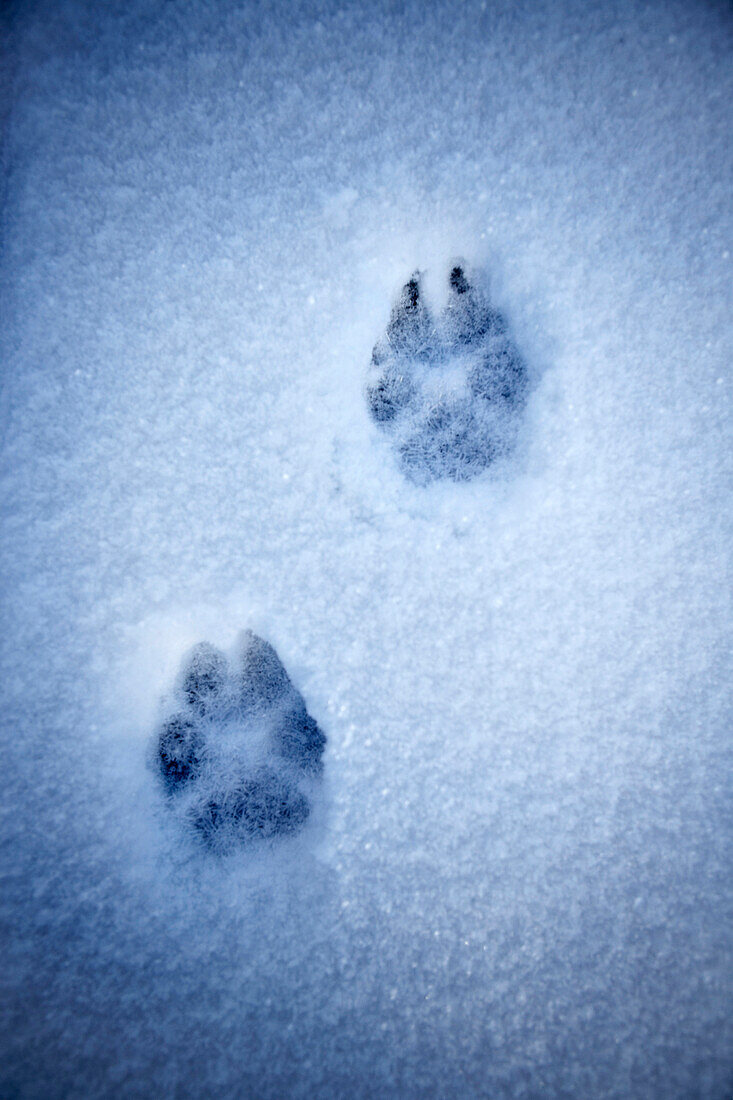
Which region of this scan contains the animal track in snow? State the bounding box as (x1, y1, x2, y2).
(155, 631, 325, 853)
(366, 264, 529, 483)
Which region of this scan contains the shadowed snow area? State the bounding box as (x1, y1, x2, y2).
(1, 0, 731, 1096)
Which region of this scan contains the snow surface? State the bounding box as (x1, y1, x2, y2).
(1, 0, 731, 1096)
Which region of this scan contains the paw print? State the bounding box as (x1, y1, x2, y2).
(366, 265, 529, 483)
(156, 632, 326, 852)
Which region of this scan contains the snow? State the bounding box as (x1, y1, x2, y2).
(1, 0, 731, 1096)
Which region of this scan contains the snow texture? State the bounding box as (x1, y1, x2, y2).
(1, 0, 732, 1097)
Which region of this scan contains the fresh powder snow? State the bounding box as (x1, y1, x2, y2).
(1, 0, 731, 1097)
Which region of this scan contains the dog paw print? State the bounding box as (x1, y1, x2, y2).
(155, 631, 326, 852)
(367, 264, 529, 483)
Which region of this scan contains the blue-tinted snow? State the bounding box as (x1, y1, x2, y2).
(1, 0, 731, 1096)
